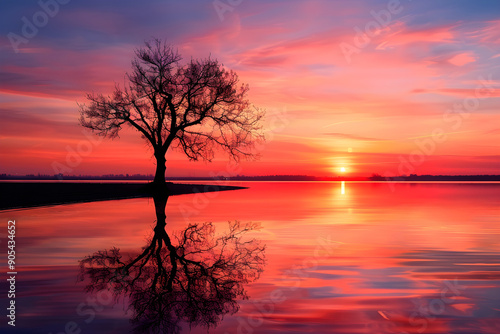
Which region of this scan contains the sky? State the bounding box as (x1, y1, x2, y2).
(1, 0, 500, 177)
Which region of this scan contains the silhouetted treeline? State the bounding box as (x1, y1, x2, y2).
(4, 173, 500, 182)
(0, 174, 368, 181)
(0, 173, 154, 180)
(370, 173, 500, 181)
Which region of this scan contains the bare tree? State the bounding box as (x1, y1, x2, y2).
(79, 38, 265, 184)
(78, 192, 265, 333)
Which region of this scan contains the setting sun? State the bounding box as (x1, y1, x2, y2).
(3, 1, 500, 333)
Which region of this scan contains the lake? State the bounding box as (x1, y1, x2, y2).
(2, 181, 500, 333)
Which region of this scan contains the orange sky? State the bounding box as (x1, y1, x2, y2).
(1, 0, 500, 177)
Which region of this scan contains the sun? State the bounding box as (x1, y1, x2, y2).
(340, 167, 347, 173)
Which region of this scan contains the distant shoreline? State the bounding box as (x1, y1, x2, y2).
(0, 175, 343, 181)
(0, 182, 246, 211)
(4, 174, 500, 182)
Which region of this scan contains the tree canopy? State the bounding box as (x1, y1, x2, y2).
(80, 39, 264, 183)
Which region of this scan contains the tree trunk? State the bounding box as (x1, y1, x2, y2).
(153, 192, 168, 231)
(154, 151, 166, 185)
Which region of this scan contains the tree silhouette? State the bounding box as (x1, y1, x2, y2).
(79, 39, 265, 184)
(78, 191, 265, 333)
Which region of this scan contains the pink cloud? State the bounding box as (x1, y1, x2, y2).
(448, 52, 477, 66)
(375, 21, 457, 48)
(412, 88, 500, 98)
(467, 20, 500, 46)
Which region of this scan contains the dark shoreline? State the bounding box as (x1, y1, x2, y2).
(0, 182, 246, 211)
(5, 174, 500, 182)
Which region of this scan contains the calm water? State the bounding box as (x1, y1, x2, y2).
(2, 182, 500, 333)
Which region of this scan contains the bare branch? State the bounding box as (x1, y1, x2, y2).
(79, 38, 265, 183)
(79, 219, 265, 333)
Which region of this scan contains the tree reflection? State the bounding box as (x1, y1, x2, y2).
(78, 189, 265, 333)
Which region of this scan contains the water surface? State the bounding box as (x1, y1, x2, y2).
(2, 182, 500, 333)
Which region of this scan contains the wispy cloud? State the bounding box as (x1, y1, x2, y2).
(1, 0, 500, 176)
